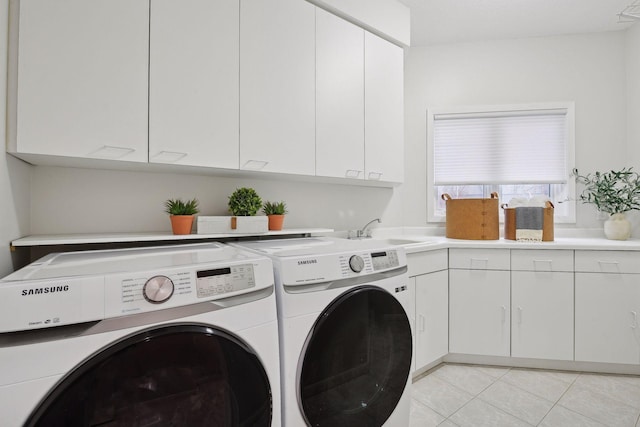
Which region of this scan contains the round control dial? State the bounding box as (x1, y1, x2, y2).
(143, 275, 175, 304)
(349, 255, 365, 273)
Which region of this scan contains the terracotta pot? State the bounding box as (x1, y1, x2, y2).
(170, 215, 194, 235)
(267, 214, 285, 231)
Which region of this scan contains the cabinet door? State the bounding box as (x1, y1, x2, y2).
(407, 277, 416, 374)
(315, 9, 364, 180)
(415, 270, 448, 370)
(364, 32, 404, 183)
(511, 271, 573, 360)
(449, 269, 510, 356)
(149, 0, 239, 169)
(11, 0, 148, 162)
(240, 0, 315, 175)
(575, 272, 640, 365)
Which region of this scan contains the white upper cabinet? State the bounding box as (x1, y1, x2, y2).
(8, 0, 149, 163)
(240, 0, 316, 175)
(149, 0, 239, 169)
(364, 32, 404, 183)
(315, 9, 365, 180)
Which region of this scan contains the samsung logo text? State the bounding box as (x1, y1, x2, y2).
(22, 285, 70, 296)
(297, 259, 318, 265)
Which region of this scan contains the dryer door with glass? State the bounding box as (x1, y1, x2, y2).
(298, 286, 412, 426)
(25, 324, 273, 427)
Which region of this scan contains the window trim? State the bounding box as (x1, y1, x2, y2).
(426, 102, 576, 223)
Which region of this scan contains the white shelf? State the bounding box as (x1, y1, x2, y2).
(11, 228, 334, 247)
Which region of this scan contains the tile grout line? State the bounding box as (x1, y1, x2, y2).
(536, 370, 583, 426)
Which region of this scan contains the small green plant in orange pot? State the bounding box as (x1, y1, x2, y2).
(165, 198, 199, 235)
(262, 201, 288, 231)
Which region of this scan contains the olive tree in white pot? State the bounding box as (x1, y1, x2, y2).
(573, 167, 640, 240)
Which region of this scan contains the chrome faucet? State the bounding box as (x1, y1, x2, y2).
(355, 218, 381, 238)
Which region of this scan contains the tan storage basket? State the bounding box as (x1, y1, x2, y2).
(502, 201, 554, 241)
(442, 192, 499, 240)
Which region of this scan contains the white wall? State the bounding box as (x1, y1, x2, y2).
(625, 23, 640, 235)
(627, 23, 640, 166)
(30, 166, 402, 236)
(403, 31, 629, 230)
(0, 0, 31, 277)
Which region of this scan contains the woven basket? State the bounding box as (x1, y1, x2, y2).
(502, 201, 554, 241)
(442, 192, 499, 240)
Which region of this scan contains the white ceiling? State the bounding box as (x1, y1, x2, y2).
(398, 0, 637, 46)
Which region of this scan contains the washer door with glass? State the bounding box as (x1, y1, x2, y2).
(25, 324, 273, 427)
(299, 286, 412, 426)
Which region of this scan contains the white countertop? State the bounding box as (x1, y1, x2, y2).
(366, 228, 640, 253)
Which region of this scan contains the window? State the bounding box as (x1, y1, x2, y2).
(427, 103, 575, 222)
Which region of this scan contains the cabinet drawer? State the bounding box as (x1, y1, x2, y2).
(407, 249, 447, 277)
(449, 248, 510, 270)
(575, 251, 640, 273)
(511, 250, 574, 272)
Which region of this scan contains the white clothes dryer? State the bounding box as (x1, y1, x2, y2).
(232, 237, 412, 427)
(0, 243, 281, 427)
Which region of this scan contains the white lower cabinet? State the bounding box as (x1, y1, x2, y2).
(415, 270, 449, 370)
(510, 249, 574, 361)
(511, 271, 574, 360)
(575, 250, 640, 365)
(449, 249, 511, 357)
(449, 269, 510, 356)
(407, 249, 448, 374)
(575, 272, 640, 365)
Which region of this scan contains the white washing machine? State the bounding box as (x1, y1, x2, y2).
(232, 237, 412, 427)
(0, 243, 281, 427)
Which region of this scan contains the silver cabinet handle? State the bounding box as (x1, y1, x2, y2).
(470, 258, 489, 269)
(501, 305, 507, 323)
(533, 259, 553, 270)
(151, 150, 188, 163)
(517, 306, 523, 324)
(631, 311, 638, 329)
(597, 260, 620, 273)
(345, 169, 362, 178)
(367, 171, 382, 180)
(242, 160, 269, 170)
(90, 145, 135, 159)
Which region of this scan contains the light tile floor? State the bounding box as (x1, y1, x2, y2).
(411, 364, 640, 427)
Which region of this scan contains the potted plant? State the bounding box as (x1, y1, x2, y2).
(228, 187, 267, 232)
(165, 198, 199, 235)
(573, 167, 640, 240)
(262, 201, 288, 231)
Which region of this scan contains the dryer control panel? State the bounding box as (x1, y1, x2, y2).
(370, 250, 400, 271)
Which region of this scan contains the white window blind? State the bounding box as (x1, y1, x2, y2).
(433, 108, 568, 185)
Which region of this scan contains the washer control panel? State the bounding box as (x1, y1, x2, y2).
(195, 264, 255, 298)
(108, 263, 258, 316)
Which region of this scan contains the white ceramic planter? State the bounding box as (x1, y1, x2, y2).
(196, 216, 268, 234)
(603, 213, 632, 240)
